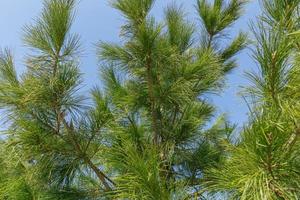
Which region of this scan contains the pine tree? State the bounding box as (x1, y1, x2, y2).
(205, 0, 300, 199)
(0, 0, 114, 198)
(97, 0, 247, 198)
(0, 0, 247, 199)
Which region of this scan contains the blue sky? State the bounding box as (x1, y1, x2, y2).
(0, 0, 261, 126)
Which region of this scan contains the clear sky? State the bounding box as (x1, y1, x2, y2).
(0, 0, 261, 126)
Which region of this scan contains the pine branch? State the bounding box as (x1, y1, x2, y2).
(146, 54, 160, 145)
(62, 118, 115, 191)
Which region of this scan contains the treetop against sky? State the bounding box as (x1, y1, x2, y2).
(1, 0, 300, 199)
(0, 0, 260, 126)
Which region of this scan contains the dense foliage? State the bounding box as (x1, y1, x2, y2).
(205, 0, 300, 199)
(0, 0, 299, 199)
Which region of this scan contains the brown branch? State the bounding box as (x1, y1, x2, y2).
(49, 39, 115, 191)
(146, 54, 160, 145)
(83, 129, 97, 154)
(62, 118, 115, 191)
(283, 127, 300, 153)
(265, 132, 275, 180)
(207, 33, 214, 49)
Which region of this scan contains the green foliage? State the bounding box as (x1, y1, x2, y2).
(24, 0, 80, 59)
(0, 0, 247, 199)
(205, 0, 300, 199)
(0, 0, 113, 198)
(197, 0, 247, 36)
(205, 111, 300, 199)
(97, 0, 246, 198)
